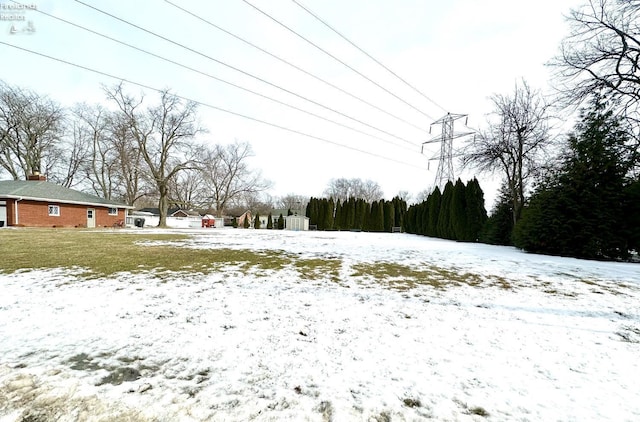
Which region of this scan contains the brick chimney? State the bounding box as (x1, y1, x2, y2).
(27, 171, 46, 181)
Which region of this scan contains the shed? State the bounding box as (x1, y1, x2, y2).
(201, 214, 215, 228)
(285, 214, 309, 231)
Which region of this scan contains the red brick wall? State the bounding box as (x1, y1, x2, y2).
(14, 200, 126, 228)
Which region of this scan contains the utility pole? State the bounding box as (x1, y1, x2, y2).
(421, 113, 473, 190)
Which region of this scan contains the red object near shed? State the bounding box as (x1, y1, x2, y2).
(201, 215, 215, 228)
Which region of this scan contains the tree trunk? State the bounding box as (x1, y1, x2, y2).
(158, 184, 169, 228)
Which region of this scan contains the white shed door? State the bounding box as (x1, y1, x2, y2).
(87, 209, 96, 228)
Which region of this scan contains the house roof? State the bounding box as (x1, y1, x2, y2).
(0, 180, 133, 208)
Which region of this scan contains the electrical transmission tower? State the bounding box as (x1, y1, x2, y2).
(421, 113, 473, 190)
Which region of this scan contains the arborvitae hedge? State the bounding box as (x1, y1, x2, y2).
(405, 180, 488, 243)
(303, 196, 408, 233)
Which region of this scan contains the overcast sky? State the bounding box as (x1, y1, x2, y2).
(0, 0, 585, 207)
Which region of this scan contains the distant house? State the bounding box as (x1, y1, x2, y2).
(0, 174, 132, 228)
(237, 210, 253, 228)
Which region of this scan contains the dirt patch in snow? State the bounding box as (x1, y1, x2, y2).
(0, 367, 149, 422)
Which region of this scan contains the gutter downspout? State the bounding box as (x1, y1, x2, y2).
(14, 197, 22, 226)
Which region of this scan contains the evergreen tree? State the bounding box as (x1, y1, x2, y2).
(450, 179, 467, 240)
(464, 178, 488, 241)
(404, 206, 415, 233)
(334, 199, 343, 231)
(316, 199, 326, 230)
(369, 201, 378, 232)
(277, 213, 285, 230)
(232, 216, 238, 228)
(514, 96, 631, 259)
(624, 179, 640, 252)
(437, 182, 454, 239)
(362, 201, 372, 231)
(419, 201, 429, 236)
(427, 187, 441, 237)
(307, 197, 319, 227)
(384, 200, 394, 232)
(372, 199, 384, 232)
(479, 183, 514, 245)
(353, 198, 365, 230)
(345, 197, 356, 230)
(267, 213, 273, 229)
(243, 214, 250, 228)
(325, 198, 335, 230)
(392, 196, 407, 229)
(254, 213, 261, 229)
(305, 197, 312, 219)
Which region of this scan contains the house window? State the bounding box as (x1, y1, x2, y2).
(108, 207, 118, 216)
(48, 205, 60, 216)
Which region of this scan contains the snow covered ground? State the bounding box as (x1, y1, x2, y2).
(1, 229, 639, 421)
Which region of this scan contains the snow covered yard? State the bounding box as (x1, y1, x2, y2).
(1, 229, 639, 421)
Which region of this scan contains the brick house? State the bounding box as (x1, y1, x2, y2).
(0, 175, 133, 228)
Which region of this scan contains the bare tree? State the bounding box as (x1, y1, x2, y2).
(463, 81, 553, 224)
(0, 81, 65, 180)
(239, 191, 273, 215)
(109, 112, 150, 206)
(414, 189, 430, 204)
(324, 177, 384, 202)
(168, 167, 208, 210)
(552, 1, 640, 112)
(395, 190, 412, 204)
(201, 141, 272, 217)
(276, 193, 308, 213)
(56, 118, 92, 188)
(551, 0, 640, 167)
(69, 103, 114, 195)
(106, 84, 204, 226)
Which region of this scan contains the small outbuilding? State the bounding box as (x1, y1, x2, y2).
(285, 214, 309, 231)
(201, 214, 215, 228)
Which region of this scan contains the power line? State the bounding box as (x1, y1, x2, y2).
(20, 4, 416, 153)
(291, 0, 449, 114)
(0, 41, 427, 171)
(240, 0, 436, 122)
(164, 0, 426, 135)
(72, 0, 416, 147)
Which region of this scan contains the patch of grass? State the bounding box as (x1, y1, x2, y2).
(0, 372, 150, 421)
(294, 257, 342, 281)
(66, 353, 102, 371)
(315, 400, 333, 422)
(371, 411, 391, 422)
(0, 228, 290, 278)
(96, 367, 141, 386)
(351, 262, 440, 290)
(469, 406, 490, 417)
(403, 397, 421, 408)
(351, 262, 508, 290)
